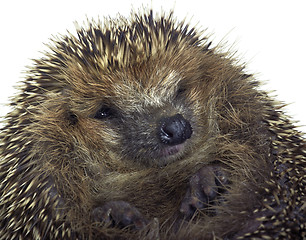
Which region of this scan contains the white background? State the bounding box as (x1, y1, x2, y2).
(0, 0, 305, 133)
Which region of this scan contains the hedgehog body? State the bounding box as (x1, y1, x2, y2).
(0, 10, 305, 240)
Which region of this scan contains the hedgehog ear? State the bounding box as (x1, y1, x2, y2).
(67, 111, 78, 125)
(60, 88, 78, 125)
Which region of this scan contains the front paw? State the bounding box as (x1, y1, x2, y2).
(92, 201, 148, 230)
(179, 166, 228, 219)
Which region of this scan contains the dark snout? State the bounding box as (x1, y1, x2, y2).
(158, 114, 193, 146)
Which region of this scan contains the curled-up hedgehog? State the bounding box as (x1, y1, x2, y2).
(0, 10, 305, 240)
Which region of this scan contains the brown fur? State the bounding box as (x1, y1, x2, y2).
(0, 10, 305, 239)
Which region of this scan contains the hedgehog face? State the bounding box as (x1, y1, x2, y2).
(35, 15, 217, 168)
(57, 31, 218, 167)
(80, 66, 201, 167)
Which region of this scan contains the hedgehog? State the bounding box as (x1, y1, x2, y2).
(0, 9, 305, 240)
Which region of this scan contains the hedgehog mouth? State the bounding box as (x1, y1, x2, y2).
(160, 143, 185, 158)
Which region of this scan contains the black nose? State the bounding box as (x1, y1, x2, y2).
(158, 114, 193, 146)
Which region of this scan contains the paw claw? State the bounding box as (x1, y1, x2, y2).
(92, 201, 148, 230)
(180, 166, 228, 219)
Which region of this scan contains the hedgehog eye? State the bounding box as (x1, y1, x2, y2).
(94, 106, 115, 120)
(175, 87, 187, 98)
